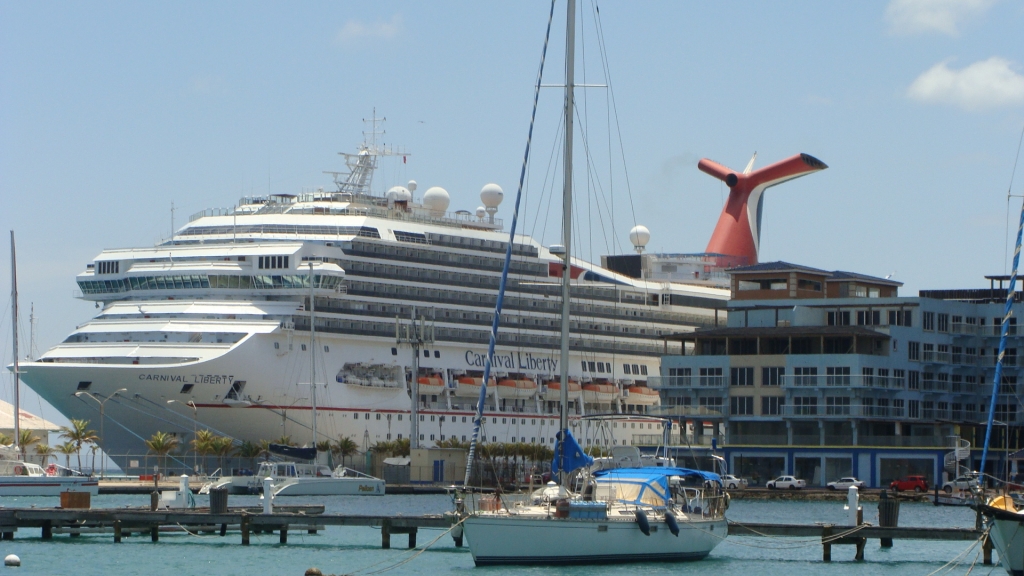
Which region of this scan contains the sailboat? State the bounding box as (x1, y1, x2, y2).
(459, 1, 727, 564)
(975, 201, 1024, 576)
(210, 262, 384, 497)
(1, 232, 98, 496)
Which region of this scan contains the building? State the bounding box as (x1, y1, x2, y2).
(654, 262, 1023, 488)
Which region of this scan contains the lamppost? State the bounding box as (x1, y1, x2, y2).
(74, 388, 127, 479)
(167, 400, 198, 474)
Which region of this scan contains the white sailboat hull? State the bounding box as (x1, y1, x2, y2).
(271, 476, 384, 496)
(463, 513, 726, 565)
(989, 515, 1024, 576)
(0, 477, 99, 497)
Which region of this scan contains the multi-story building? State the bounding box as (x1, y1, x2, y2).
(653, 262, 1023, 488)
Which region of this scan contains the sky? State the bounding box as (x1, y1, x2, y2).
(1, 0, 1023, 427)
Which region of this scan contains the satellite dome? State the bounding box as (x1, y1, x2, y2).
(386, 186, 412, 203)
(629, 225, 651, 253)
(476, 206, 487, 219)
(480, 183, 504, 208)
(407, 180, 418, 193)
(422, 186, 450, 215)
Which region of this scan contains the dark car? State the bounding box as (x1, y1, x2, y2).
(889, 475, 928, 492)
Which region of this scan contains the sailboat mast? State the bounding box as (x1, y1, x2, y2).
(309, 261, 317, 449)
(10, 232, 19, 446)
(557, 0, 576, 460)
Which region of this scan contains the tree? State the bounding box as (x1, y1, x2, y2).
(236, 441, 262, 472)
(34, 443, 56, 465)
(333, 436, 359, 467)
(59, 418, 98, 472)
(272, 435, 294, 447)
(0, 433, 13, 447)
(144, 431, 180, 476)
(211, 436, 234, 472)
(18, 429, 41, 460)
(56, 441, 77, 469)
(89, 445, 101, 476)
(191, 429, 217, 472)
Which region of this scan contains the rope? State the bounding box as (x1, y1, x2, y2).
(338, 517, 468, 576)
(922, 527, 988, 576)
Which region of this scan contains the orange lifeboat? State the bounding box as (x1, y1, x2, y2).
(454, 376, 495, 398)
(496, 378, 538, 399)
(624, 386, 660, 405)
(543, 380, 581, 401)
(416, 375, 445, 396)
(582, 383, 618, 403)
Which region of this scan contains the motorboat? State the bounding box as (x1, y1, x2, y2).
(250, 461, 384, 497)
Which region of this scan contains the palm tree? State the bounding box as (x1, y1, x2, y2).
(236, 440, 262, 472)
(56, 441, 77, 469)
(59, 418, 98, 472)
(18, 429, 41, 460)
(333, 436, 359, 467)
(258, 439, 273, 462)
(89, 444, 101, 476)
(34, 443, 56, 465)
(272, 435, 294, 447)
(144, 431, 180, 476)
(191, 429, 217, 472)
(394, 437, 411, 457)
(0, 433, 13, 447)
(211, 436, 234, 472)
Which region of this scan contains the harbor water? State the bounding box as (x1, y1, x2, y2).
(0, 494, 991, 575)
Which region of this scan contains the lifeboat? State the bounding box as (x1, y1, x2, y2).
(623, 386, 660, 406)
(416, 375, 445, 396)
(582, 383, 618, 404)
(454, 376, 495, 398)
(543, 380, 581, 401)
(496, 379, 538, 399)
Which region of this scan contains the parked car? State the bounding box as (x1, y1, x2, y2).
(766, 476, 806, 490)
(722, 475, 748, 490)
(889, 475, 928, 492)
(827, 477, 866, 490)
(942, 474, 979, 494)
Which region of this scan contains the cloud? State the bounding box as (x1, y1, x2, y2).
(884, 0, 995, 36)
(335, 14, 403, 43)
(906, 57, 1024, 110)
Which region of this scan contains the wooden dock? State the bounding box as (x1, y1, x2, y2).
(0, 507, 460, 549)
(728, 521, 992, 564)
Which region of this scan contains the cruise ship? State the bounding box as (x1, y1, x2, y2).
(16, 132, 826, 467)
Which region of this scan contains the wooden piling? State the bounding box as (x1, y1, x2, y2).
(113, 520, 121, 543)
(381, 519, 391, 549)
(220, 523, 227, 537)
(408, 527, 417, 549)
(41, 521, 52, 540)
(151, 526, 159, 542)
(982, 533, 993, 566)
(822, 525, 832, 562)
(854, 537, 865, 561)
(280, 526, 288, 545)
(241, 516, 250, 546)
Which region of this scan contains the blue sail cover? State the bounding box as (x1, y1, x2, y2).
(551, 430, 594, 475)
(592, 467, 722, 507)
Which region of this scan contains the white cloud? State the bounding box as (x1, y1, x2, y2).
(907, 57, 1024, 111)
(884, 0, 995, 36)
(335, 14, 403, 44)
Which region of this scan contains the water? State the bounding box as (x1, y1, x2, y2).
(0, 494, 994, 576)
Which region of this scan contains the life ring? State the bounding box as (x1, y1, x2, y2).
(46, 463, 57, 476)
(13, 465, 23, 475)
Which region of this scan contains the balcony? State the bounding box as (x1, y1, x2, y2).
(951, 322, 977, 335)
(782, 374, 904, 389)
(648, 375, 727, 389)
(728, 434, 788, 446)
(922, 350, 951, 364)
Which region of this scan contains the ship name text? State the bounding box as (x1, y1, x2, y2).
(138, 374, 235, 384)
(464, 351, 557, 373)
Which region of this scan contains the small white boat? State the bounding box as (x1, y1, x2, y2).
(980, 494, 1024, 576)
(249, 461, 384, 497)
(0, 455, 98, 497)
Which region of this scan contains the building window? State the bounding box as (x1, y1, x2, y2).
(640, 365, 648, 375)
(596, 362, 605, 373)
(908, 341, 920, 361)
(937, 313, 949, 332)
(762, 367, 785, 386)
(258, 255, 290, 270)
(908, 370, 920, 390)
(793, 366, 818, 386)
(825, 396, 851, 415)
(761, 396, 784, 415)
(797, 278, 822, 291)
(668, 367, 691, 386)
(730, 396, 754, 416)
(730, 367, 754, 386)
(893, 399, 904, 417)
(828, 311, 851, 326)
(908, 399, 920, 419)
(699, 367, 723, 387)
(888, 310, 912, 327)
(862, 397, 875, 416)
(893, 369, 905, 388)
(588, 361, 596, 372)
(857, 310, 881, 326)
(698, 397, 723, 409)
(793, 396, 818, 415)
(623, 364, 631, 375)
(923, 311, 935, 331)
(826, 366, 851, 386)
(862, 367, 874, 386)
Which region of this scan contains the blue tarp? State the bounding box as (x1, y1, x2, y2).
(551, 430, 594, 475)
(593, 467, 722, 484)
(592, 467, 722, 507)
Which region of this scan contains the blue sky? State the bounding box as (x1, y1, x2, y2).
(2, 0, 1023, 425)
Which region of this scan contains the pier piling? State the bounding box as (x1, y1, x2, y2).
(241, 516, 250, 546)
(280, 526, 287, 545)
(113, 521, 121, 543)
(41, 521, 52, 541)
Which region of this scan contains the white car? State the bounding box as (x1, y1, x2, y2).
(766, 475, 806, 490)
(721, 475, 748, 490)
(942, 474, 979, 494)
(827, 477, 866, 490)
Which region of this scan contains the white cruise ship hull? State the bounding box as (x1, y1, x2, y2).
(463, 513, 727, 565)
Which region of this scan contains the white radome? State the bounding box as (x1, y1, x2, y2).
(386, 186, 412, 203)
(422, 186, 450, 215)
(407, 180, 418, 193)
(476, 206, 487, 219)
(629, 225, 651, 249)
(480, 183, 504, 208)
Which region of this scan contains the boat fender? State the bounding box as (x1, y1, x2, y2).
(724, 492, 731, 510)
(664, 511, 680, 537)
(635, 509, 651, 536)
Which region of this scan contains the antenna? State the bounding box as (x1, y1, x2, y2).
(170, 202, 177, 241)
(29, 303, 36, 360)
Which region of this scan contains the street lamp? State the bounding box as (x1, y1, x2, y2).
(74, 388, 127, 479)
(167, 400, 198, 475)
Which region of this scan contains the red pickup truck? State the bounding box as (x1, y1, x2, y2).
(889, 475, 928, 492)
